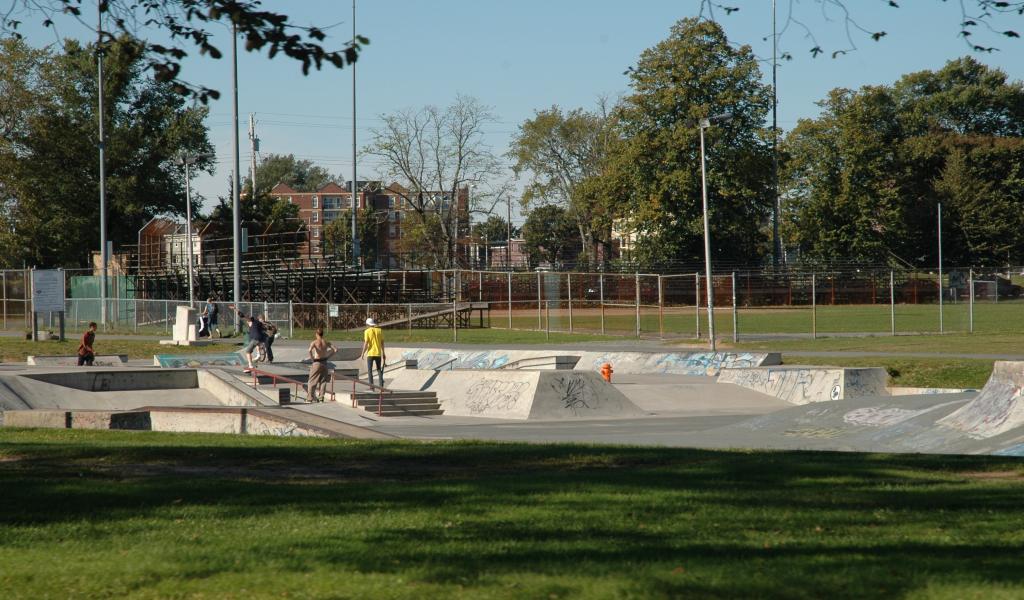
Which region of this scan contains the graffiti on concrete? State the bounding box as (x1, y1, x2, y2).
(401, 349, 511, 371)
(584, 351, 771, 376)
(938, 382, 1024, 439)
(156, 353, 244, 369)
(844, 400, 963, 428)
(550, 375, 593, 416)
(464, 379, 531, 415)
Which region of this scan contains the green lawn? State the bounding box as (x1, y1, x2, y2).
(784, 355, 994, 389)
(1, 429, 1022, 599)
(0, 337, 235, 363)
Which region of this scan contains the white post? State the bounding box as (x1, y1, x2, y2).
(184, 160, 195, 307)
(811, 273, 817, 340)
(288, 300, 294, 338)
(938, 202, 944, 333)
(536, 271, 542, 331)
(635, 273, 641, 338)
(695, 272, 701, 339)
(599, 273, 605, 334)
(567, 273, 573, 333)
(890, 270, 896, 336)
(507, 271, 512, 329)
(658, 275, 664, 339)
(731, 271, 738, 343)
(969, 268, 974, 334)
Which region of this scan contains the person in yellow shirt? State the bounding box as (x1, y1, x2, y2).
(361, 317, 386, 387)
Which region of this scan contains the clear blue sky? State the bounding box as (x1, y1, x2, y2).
(13, 1, 1024, 221)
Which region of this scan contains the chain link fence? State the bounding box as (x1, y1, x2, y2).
(5, 267, 1022, 340)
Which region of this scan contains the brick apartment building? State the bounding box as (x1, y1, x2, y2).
(270, 181, 470, 268)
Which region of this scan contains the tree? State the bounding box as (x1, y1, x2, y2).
(0, 36, 212, 267)
(522, 204, 581, 268)
(613, 18, 774, 267)
(698, 1, 1022, 59)
(474, 215, 519, 267)
(782, 57, 1024, 266)
(2, 0, 367, 103)
(364, 95, 504, 268)
(322, 208, 380, 265)
(509, 102, 618, 267)
(244, 153, 334, 196)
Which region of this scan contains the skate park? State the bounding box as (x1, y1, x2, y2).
(3, 330, 1023, 457)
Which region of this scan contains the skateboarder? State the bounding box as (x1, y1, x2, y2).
(307, 327, 336, 402)
(228, 305, 267, 372)
(361, 317, 386, 387)
(77, 322, 97, 366)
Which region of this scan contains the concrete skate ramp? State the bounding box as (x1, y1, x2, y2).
(154, 353, 245, 368)
(3, 406, 393, 439)
(574, 351, 781, 376)
(718, 366, 888, 405)
(684, 391, 993, 454)
(0, 368, 271, 412)
(28, 354, 127, 367)
(388, 369, 645, 420)
(390, 348, 779, 376)
(938, 361, 1024, 440)
(611, 374, 791, 416)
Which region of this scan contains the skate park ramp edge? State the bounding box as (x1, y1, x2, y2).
(389, 369, 645, 420)
(718, 366, 889, 405)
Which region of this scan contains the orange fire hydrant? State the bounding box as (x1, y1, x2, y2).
(600, 362, 613, 383)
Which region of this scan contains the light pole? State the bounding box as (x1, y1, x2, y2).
(176, 153, 214, 307)
(506, 194, 513, 271)
(231, 22, 242, 333)
(699, 112, 732, 352)
(97, 3, 108, 328)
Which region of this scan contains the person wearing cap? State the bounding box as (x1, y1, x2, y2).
(361, 316, 386, 387)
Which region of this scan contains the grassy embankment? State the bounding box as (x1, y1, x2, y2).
(1, 429, 1022, 599)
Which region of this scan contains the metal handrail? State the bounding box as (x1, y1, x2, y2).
(431, 357, 458, 371)
(329, 369, 395, 417)
(247, 368, 307, 403)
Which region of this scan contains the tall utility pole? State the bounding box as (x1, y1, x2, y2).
(350, 0, 360, 268)
(248, 113, 259, 198)
(97, 3, 108, 328)
(231, 23, 242, 332)
(771, 0, 782, 268)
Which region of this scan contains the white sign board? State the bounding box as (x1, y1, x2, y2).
(31, 269, 65, 313)
(328, 304, 340, 317)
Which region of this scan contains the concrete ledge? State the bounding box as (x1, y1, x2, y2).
(719, 366, 888, 405)
(28, 354, 128, 367)
(154, 353, 245, 368)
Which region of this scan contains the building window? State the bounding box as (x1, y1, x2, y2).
(388, 196, 395, 209)
(389, 225, 397, 237)
(313, 227, 320, 238)
(288, 196, 293, 204)
(312, 195, 319, 209)
(313, 212, 319, 223)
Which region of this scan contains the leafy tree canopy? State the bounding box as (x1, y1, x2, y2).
(1, 0, 368, 103)
(0, 36, 212, 267)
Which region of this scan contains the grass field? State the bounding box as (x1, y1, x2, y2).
(0, 337, 232, 363)
(1, 429, 1022, 599)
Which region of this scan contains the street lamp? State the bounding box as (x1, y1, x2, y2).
(176, 153, 214, 307)
(699, 112, 732, 352)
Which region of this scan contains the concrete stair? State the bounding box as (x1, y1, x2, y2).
(349, 390, 443, 417)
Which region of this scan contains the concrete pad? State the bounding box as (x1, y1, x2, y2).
(28, 355, 127, 367)
(717, 366, 888, 405)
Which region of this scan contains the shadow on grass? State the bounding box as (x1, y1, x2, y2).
(1, 430, 1023, 598)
